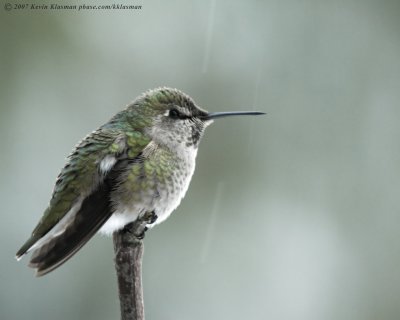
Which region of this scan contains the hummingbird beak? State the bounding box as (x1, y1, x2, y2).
(202, 111, 265, 120)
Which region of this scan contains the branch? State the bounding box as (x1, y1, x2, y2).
(113, 215, 150, 320)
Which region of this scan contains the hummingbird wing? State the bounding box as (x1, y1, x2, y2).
(16, 127, 150, 276)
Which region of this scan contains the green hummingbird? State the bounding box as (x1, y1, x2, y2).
(16, 87, 264, 276)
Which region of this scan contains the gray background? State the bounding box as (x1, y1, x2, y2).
(1, 0, 400, 319)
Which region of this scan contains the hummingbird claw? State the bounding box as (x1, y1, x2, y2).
(134, 211, 157, 240)
(149, 211, 158, 224)
(120, 211, 157, 240)
(141, 210, 158, 224)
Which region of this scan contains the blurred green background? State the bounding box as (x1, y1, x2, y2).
(1, 0, 400, 319)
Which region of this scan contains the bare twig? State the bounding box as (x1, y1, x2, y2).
(113, 217, 149, 320)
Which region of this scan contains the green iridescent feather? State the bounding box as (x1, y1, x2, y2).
(16, 125, 150, 257)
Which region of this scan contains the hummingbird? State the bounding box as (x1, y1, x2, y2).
(16, 87, 264, 276)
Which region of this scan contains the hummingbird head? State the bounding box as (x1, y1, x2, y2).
(125, 87, 264, 154)
(133, 88, 210, 153)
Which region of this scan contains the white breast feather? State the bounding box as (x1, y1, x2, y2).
(99, 145, 198, 235)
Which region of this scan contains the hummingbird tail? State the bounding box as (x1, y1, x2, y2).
(27, 182, 114, 276)
(16, 237, 38, 260)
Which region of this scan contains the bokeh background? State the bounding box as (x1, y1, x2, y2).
(1, 0, 400, 319)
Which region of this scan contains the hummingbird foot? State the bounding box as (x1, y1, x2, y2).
(140, 210, 158, 225)
(121, 211, 158, 240)
(148, 210, 158, 224)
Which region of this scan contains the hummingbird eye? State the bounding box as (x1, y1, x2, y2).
(168, 108, 183, 119)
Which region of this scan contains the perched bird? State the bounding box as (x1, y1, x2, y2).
(16, 87, 264, 276)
